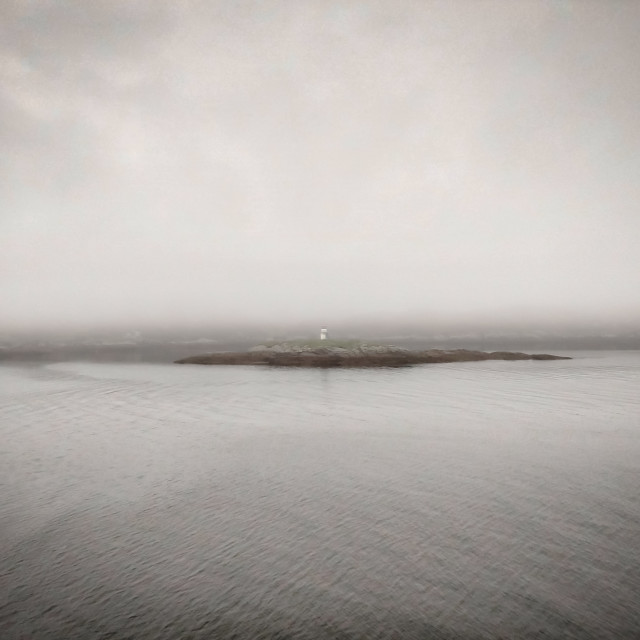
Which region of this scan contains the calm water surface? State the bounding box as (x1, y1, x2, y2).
(1, 352, 639, 639)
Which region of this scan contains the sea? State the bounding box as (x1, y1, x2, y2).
(1, 351, 639, 639)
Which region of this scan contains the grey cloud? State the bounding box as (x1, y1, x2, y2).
(2, 1, 640, 331)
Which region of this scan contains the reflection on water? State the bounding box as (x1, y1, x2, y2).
(1, 353, 639, 639)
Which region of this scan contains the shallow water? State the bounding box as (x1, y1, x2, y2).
(1, 352, 639, 639)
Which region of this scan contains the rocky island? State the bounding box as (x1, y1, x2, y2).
(174, 341, 570, 368)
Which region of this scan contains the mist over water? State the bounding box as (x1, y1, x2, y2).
(2, 353, 639, 639)
(2, 3, 640, 639)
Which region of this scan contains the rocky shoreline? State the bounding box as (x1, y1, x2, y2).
(175, 343, 570, 368)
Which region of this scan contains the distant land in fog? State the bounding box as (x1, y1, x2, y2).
(1, 320, 639, 363)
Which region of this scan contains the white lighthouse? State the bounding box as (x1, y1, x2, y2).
(320, 326, 328, 341)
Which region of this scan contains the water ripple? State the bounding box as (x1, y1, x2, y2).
(1, 353, 639, 639)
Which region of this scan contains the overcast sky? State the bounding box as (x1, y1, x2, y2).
(2, 0, 639, 331)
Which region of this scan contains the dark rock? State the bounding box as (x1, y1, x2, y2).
(175, 346, 570, 368)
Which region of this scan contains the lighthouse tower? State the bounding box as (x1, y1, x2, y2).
(320, 326, 328, 341)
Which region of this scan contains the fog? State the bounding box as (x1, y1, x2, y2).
(2, 0, 639, 333)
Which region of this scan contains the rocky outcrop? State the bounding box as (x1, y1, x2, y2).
(175, 343, 571, 368)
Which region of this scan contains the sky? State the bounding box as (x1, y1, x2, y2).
(2, 0, 639, 332)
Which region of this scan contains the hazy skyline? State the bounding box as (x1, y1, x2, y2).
(2, 0, 639, 331)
